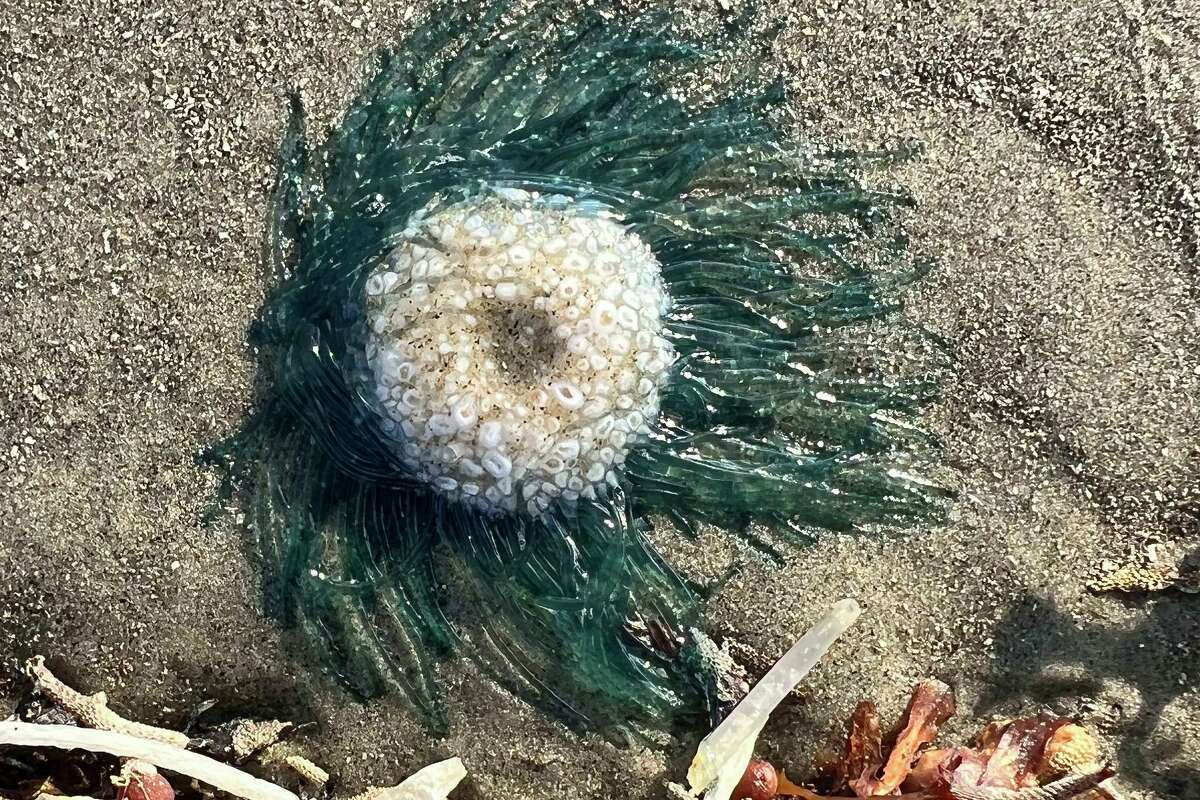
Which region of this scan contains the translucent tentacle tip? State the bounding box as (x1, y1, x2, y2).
(686, 598, 862, 800)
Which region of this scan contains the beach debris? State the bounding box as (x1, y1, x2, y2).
(15, 690, 81, 728)
(343, 758, 467, 800)
(5, 657, 470, 800)
(733, 760, 779, 800)
(944, 763, 1116, 800)
(188, 717, 295, 763)
(679, 628, 754, 723)
(751, 680, 1124, 800)
(113, 760, 175, 800)
(232, 720, 294, 762)
(852, 680, 955, 797)
(283, 755, 330, 788)
(1036, 725, 1100, 781)
(0, 721, 297, 800)
(724, 639, 814, 707)
(23, 658, 190, 749)
(13, 756, 118, 800)
(631, 618, 806, 726)
(834, 701, 882, 793)
(686, 599, 862, 800)
(1087, 559, 1198, 594)
(3, 657, 473, 800)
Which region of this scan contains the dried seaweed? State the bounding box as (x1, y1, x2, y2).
(852, 680, 955, 797)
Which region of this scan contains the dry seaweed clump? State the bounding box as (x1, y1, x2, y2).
(719, 680, 1124, 800)
(667, 613, 1124, 800)
(0, 657, 466, 800)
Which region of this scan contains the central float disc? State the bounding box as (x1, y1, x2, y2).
(364, 189, 675, 515)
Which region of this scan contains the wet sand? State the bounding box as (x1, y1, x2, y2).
(1, 1, 1197, 798)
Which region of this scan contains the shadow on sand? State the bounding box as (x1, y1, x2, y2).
(980, 576, 1199, 799)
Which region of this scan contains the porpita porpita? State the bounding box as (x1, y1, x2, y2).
(205, 0, 948, 732)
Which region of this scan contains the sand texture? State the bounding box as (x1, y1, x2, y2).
(1, 0, 1197, 798)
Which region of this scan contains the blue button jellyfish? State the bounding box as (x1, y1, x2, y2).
(205, 0, 947, 732)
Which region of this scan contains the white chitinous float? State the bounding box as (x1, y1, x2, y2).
(686, 599, 863, 800)
(364, 189, 674, 518)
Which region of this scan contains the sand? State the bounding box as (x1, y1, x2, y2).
(1, 0, 1197, 798)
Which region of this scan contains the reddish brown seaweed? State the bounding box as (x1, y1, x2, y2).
(852, 680, 956, 797)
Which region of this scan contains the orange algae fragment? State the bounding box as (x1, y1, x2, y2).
(852, 680, 955, 797)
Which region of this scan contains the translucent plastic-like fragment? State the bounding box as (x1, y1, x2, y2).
(373, 757, 466, 800)
(687, 600, 862, 799)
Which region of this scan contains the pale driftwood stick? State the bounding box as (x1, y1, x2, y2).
(24, 657, 190, 748)
(0, 721, 299, 800)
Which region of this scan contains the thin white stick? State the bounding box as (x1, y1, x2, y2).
(0, 721, 298, 800)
